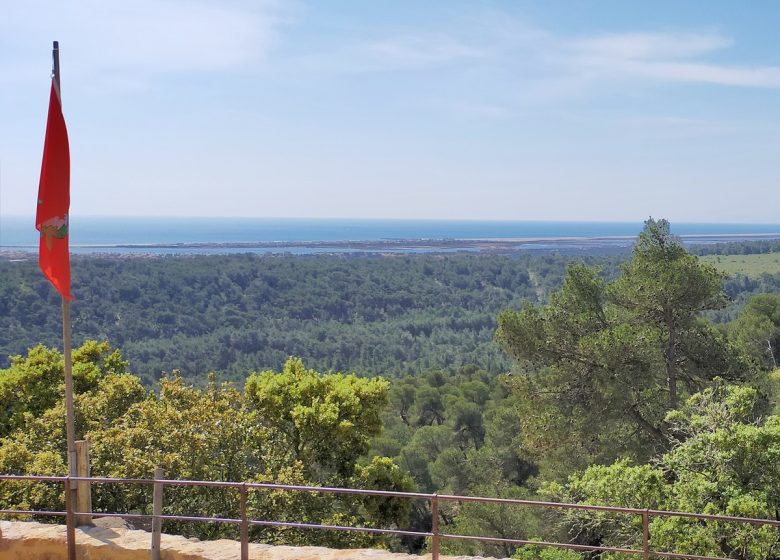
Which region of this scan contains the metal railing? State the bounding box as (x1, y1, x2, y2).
(2, 473, 780, 560)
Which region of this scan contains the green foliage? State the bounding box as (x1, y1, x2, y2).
(441, 484, 542, 558)
(513, 544, 583, 560)
(353, 456, 414, 530)
(0, 345, 410, 548)
(496, 219, 750, 473)
(702, 253, 780, 277)
(0, 254, 616, 383)
(728, 294, 780, 370)
(373, 366, 532, 496)
(545, 382, 780, 560)
(366, 366, 540, 555)
(0, 340, 128, 437)
(691, 239, 780, 256)
(5, 231, 780, 554)
(245, 357, 389, 480)
(767, 369, 780, 414)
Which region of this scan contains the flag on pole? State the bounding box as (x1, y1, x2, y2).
(36, 78, 73, 300)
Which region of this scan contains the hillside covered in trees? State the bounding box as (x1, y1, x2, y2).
(3, 240, 780, 385)
(4, 220, 780, 558)
(0, 253, 622, 383)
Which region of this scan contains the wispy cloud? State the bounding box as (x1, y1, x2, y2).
(571, 31, 733, 60)
(0, 0, 288, 90)
(575, 113, 772, 139)
(279, 18, 780, 126)
(297, 20, 780, 90)
(75, 0, 281, 73)
(561, 30, 780, 88)
(294, 33, 485, 73)
(449, 102, 516, 119)
(367, 35, 485, 67)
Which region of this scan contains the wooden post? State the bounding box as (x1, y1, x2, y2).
(75, 440, 92, 526)
(150, 468, 164, 560)
(642, 509, 650, 560)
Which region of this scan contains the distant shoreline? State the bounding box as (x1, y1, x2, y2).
(3, 232, 780, 258)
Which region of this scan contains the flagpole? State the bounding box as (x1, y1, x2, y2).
(51, 42, 75, 473)
(53, 39, 78, 558)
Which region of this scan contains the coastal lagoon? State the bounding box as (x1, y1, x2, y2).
(3, 216, 780, 255)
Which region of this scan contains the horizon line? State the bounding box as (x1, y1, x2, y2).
(3, 215, 780, 226)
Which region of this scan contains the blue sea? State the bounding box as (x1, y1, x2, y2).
(3, 216, 780, 255)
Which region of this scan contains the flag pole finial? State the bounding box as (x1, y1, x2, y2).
(52, 41, 61, 99)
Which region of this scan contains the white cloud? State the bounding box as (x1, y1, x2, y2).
(561, 30, 780, 88)
(0, 0, 287, 89)
(450, 102, 515, 119)
(613, 60, 780, 88)
(73, 0, 278, 72)
(366, 35, 485, 67)
(286, 21, 780, 115)
(294, 33, 485, 73)
(571, 31, 732, 60)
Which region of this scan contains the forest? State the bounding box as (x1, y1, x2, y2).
(3, 220, 780, 558)
(2, 237, 780, 385)
(0, 251, 624, 383)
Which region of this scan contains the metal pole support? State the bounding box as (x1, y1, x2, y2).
(150, 468, 164, 560)
(642, 509, 650, 560)
(431, 493, 440, 560)
(240, 483, 249, 560)
(64, 476, 76, 560)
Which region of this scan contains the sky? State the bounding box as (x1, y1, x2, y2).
(2, 1, 780, 222)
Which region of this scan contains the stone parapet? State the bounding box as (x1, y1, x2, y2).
(0, 521, 488, 560)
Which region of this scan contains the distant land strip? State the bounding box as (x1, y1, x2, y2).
(3, 232, 780, 258)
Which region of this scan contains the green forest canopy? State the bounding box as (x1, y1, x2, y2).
(0, 253, 612, 383)
(3, 223, 780, 557)
(2, 239, 780, 385)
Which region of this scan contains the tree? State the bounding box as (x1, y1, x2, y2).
(0, 342, 145, 518)
(729, 294, 780, 370)
(542, 382, 780, 560)
(609, 218, 729, 408)
(496, 219, 749, 470)
(441, 483, 542, 558)
(244, 357, 389, 481)
(0, 346, 411, 548)
(0, 340, 128, 437)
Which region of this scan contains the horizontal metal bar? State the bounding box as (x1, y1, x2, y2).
(0, 509, 66, 517)
(652, 550, 738, 560)
(68, 476, 432, 499)
(248, 519, 432, 538)
(87, 512, 151, 521)
(69, 476, 158, 486)
(158, 514, 242, 525)
(0, 475, 67, 482)
(112, 477, 431, 499)
(438, 493, 647, 515)
(244, 481, 433, 499)
(648, 508, 780, 527)
(3, 474, 780, 533)
(441, 533, 642, 555)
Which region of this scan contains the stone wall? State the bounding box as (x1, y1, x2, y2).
(0, 521, 468, 560)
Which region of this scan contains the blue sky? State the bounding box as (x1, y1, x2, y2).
(2, 1, 780, 222)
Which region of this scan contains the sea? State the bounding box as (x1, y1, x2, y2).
(2, 216, 780, 256)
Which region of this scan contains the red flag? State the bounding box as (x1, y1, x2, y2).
(36, 82, 73, 301)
